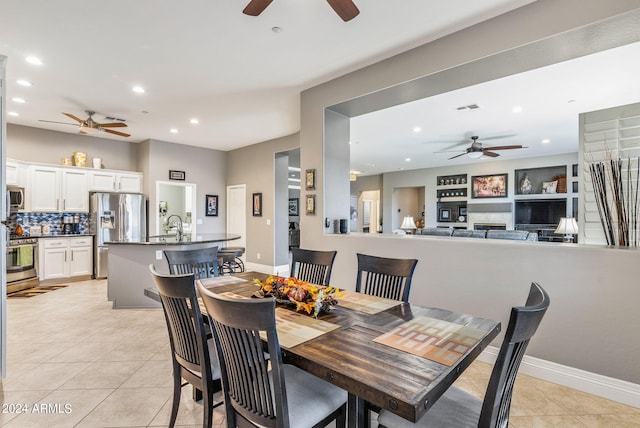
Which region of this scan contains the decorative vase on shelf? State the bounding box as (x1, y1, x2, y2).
(520, 174, 532, 194)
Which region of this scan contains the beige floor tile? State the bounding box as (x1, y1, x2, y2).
(509, 415, 588, 427)
(74, 387, 172, 427)
(119, 359, 174, 388)
(3, 388, 112, 428)
(0, 390, 53, 426)
(1, 362, 91, 392)
(58, 360, 147, 390)
(576, 413, 640, 427)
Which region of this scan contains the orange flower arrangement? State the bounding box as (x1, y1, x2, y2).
(253, 275, 344, 318)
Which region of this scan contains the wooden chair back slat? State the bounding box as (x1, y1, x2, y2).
(356, 253, 418, 303)
(290, 248, 337, 286)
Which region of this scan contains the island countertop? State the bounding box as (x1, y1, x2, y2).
(107, 233, 240, 245)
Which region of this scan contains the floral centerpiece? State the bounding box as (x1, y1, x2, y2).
(253, 275, 344, 318)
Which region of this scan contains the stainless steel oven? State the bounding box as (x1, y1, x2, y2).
(6, 237, 39, 294)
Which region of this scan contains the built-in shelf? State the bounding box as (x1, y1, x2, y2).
(437, 188, 467, 198)
(437, 174, 467, 186)
(515, 165, 567, 195)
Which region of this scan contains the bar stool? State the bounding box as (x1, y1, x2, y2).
(218, 246, 245, 274)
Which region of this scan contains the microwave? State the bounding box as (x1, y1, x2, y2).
(7, 186, 25, 213)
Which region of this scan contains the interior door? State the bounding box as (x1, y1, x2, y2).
(226, 185, 246, 262)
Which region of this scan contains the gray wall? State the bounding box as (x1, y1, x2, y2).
(226, 133, 299, 267)
(8, 124, 139, 171)
(299, 0, 640, 384)
(141, 139, 227, 236)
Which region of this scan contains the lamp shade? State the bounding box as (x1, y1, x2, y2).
(400, 216, 417, 229)
(555, 217, 579, 234)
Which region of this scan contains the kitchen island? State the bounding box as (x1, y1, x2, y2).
(107, 233, 240, 308)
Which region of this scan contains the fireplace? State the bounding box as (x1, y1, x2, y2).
(474, 223, 507, 231)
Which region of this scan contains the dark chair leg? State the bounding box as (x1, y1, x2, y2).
(169, 371, 182, 428)
(337, 403, 347, 428)
(193, 386, 203, 401)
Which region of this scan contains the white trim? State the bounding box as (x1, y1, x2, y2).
(244, 262, 289, 276)
(478, 346, 640, 408)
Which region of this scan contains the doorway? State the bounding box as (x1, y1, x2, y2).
(155, 181, 197, 238)
(227, 184, 247, 265)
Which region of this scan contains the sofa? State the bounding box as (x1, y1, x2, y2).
(417, 228, 538, 241)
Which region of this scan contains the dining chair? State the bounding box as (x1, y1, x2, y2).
(197, 281, 348, 428)
(377, 282, 550, 428)
(164, 246, 219, 278)
(290, 248, 337, 286)
(355, 253, 418, 303)
(149, 265, 222, 428)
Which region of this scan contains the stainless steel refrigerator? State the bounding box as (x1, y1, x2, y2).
(90, 192, 147, 279)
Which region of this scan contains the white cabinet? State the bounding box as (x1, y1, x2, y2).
(89, 170, 142, 193)
(6, 160, 27, 186)
(40, 236, 93, 281)
(29, 166, 89, 212)
(30, 166, 60, 212)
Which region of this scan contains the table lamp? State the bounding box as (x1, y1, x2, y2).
(400, 216, 417, 234)
(555, 217, 578, 242)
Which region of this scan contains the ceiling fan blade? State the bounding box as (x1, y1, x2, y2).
(97, 122, 128, 128)
(483, 145, 525, 150)
(327, 0, 360, 21)
(103, 128, 131, 138)
(448, 152, 468, 160)
(62, 112, 84, 123)
(478, 133, 517, 141)
(38, 120, 77, 126)
(482, 151, 500, 157)
(243, 0, 273, 16)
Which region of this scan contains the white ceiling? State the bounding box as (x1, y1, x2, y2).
(350, 41, 640, 176)
(0, 0, 534, 152)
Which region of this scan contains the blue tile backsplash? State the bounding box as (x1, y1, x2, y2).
(8, 212, 89, 236)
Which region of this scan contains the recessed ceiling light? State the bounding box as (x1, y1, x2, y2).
(272, 26, 282, 33)
(542, 139, 551, 144)
(170, 128, 178, 134)
(568, 99, 576, 103)
(8, 112, 19, 117)
(413, 126, 422, 133)
(132, 86, 145, 94)
(190, 118, 199, 125)
(17, 79, 32, 87)
(12, 97, 25, 104)
(25, 56, 42, 65)
(512, 105, 523, 113)
(405, 157, 411, 162)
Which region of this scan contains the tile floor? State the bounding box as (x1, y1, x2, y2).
(1, 280, 638, 427)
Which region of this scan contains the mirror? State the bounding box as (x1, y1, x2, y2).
(156, 181, 197, 239)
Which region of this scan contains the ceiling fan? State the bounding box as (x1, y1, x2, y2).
(446, 135, 526, 160)
(39, 111, 130, 138)
(243, 0, 360, 22)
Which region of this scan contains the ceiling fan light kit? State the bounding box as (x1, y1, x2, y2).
(243, 0, 359, 22)
(41, 110, 131, 138)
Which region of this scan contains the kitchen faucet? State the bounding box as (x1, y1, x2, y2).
(165, 214, 183, 241)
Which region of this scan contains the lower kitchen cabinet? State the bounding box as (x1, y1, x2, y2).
(40, 236, 93, 282)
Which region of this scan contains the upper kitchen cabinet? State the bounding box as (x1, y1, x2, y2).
(90, 170, 143, 193)
(6, 160, 28, 186)
(29, 165, 89, 212)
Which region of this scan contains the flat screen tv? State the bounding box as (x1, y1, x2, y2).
(515, 199, 566, 225)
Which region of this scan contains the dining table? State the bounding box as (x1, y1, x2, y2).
(145, 271, 501, 427)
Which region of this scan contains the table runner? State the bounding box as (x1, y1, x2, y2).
(205, 291, 340, 349)
(373, 316, 485, 366)
(338, 290, 401, 314)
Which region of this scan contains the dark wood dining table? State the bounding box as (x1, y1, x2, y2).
(145, 271, 501, 427)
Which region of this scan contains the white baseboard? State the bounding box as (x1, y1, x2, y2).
(478, 346, 640, 409)
(244, 262, 289, 276)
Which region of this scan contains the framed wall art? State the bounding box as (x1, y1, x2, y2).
(169, 170, 185, 181)
(305, 194, 316, 215)
(288, 198, 299, 216)
(438, 208, 451, 222)
(252, 193, 262, 216)
(305, 169, 316, 190)
(205, 194, 218, 216)
(471, 173, 508, 198)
